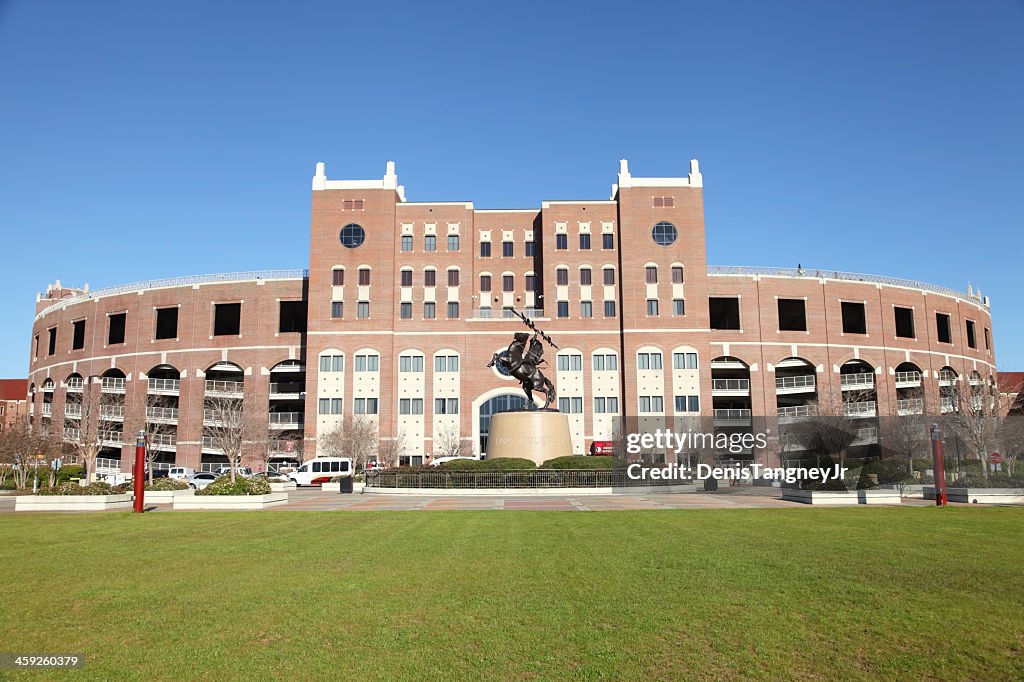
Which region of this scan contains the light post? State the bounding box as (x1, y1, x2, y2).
(132, 430, 146, 513)
(930, 423, 948, 506)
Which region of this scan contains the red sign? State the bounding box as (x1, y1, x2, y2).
(990, 453, 1003, 464)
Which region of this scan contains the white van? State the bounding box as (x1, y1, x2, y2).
(289, 458, 353, 486)
(168, 467, 195, 481)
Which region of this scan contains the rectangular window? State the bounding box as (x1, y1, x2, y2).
(936, 313, 952, 344)
(47, 327, 57, 356)
(579, 234, 591, 250)
(401, 236, 413, 252)
(448, 235, 460, 251)
(709, 297, 741, 330)
(672, 299, 685, 316)
(480, 241, 491, 257)
(525, 274, 536, 291)
(480, 275, 492, 292)
(279, 301, 306, 333)
(604, 301, 616, 318)
(424, 235, 436, 252)
(689, 396, 700, 413)
(594, 397, 605, 414)
(354, 398, 379, 415)
(580, 301, 592, 318)
(556, 234, 567, 250)
(984, 327, 990, 351)
(603, 268, 615, 285)
(502, 241, 514, 257)
(580, 269, 592, 286)
(424, 270, 436, 287)
(342, 199, 364, 210)
(673, 352, 698, 370)
(525, 241, 535, 257)
(602, 233, 614, 250)
(320, 355, 344, 372)
(638, 352, 663, 370)
(434, 355, 459, 372)
(966, 320, 977, 349)
(332, 269, 344, 286)
(354, 354, 379, 372)
(447, 302, 459, 319)
(778, 299, 807, 332)
(435, 398, 459, 414)
(645, 266, 658, 284)
(557, 355, 582, 371)
(331, 302, 343, 319)
(639, 397, 651, 413)
(572, 397, 583, 413)
(107, 313, 126, 345)
(72, 319, 86, 350)
(358, 269, 371, 286)
(557, 301, 569, 318)
(318, 398, 342, 415)
(424, 302, 436, 319)
(671, 266, 684, 284)
(399, 355, 424, 372)
(503, 275, 514, 292)
(674, 396, 687, 412)
(447, 270, 460, 286)
(841, 301, 867, 335)
(647, 299, 659, 316)
(400, 302, 412, 319)
(401, 270, 413, 287)
(593, 354, 618, 371)
(213, 303, 241, 336)
(399, 399, 424, 415)
(653, 196, 674, 208)
(155, 307, 178, 340)
(556, 269, 568, 286)
(357, 301, 369, 319)
(33, 334, 39, 359)
(894, 306, 915, 339)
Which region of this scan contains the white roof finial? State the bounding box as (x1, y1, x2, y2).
(617, 159, 632, 188)
(312, 162, 326, 191)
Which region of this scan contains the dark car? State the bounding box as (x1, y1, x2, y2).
(146, 469, 170, 479)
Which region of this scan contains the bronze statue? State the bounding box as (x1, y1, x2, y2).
(488, 325, 557, 410)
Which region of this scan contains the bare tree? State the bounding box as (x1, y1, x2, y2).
(433, 423, 468, 459)
(319, 416, 378, 471)
(945, 377, 1021, 481)
(203, 394, 261, 483)
(65, 379, 106, 484)
(878, 388, 931, 475)
(0, 419, 62, 490)
(139, 395, 179, 484)
(377, 429, 407, 468)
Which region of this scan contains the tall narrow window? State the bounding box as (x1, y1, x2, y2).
(332, 268, 344, 286)
(107, 313, 126, 345)
(424, 270, 436, 287)
(401, 236, 413, 252)
(604, 301, 616, 318)
(448, 235, 460, 251)
(502, 241, 514, 257)
(503, 275, 514, 292)
(447, 302, 460, 319)
(525, 274, 536, 291)
(72, 320, 86, 350)
(331, 302, 343, 319)
(647, 299, 659, 316)
(358, 268, 371, 286)
(47, 328, 57, 355)
(579, 234, 591, 250)
(602, 233, 614, 250)
(400, 270, 413, 287)
(424, 302, 436, 319)
(447, 269, 460, 286)
(556, 234, 567, 250)
(357, 302, 370, 319)
(557, 269, 569, 286)
(480, 275, 491, 292)
(155, 307, 178, 340)
(603, 268, 615, 285)
(525, 241, 535, 257)
(936, 313, 952, 344)
(645, 266, 658, 284)
(672, 266, 684, 283)
(580, 268, 592, 286)
(966, 320, 977, 349)
(894, 307, 915, 339)
(480, 241, 491, 257)
(424, 235, 436, 252)
(557, 301, 569, 318)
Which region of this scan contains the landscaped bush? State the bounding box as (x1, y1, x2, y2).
(195, 475, 271, 496)
(37, 481, 118, 496)
(437, 457, 536, 471)
(945, 474, 1024, 489)
(114, 478, 190, 493)
(55, 465, 84, 484)
(540, 455, 625, 470)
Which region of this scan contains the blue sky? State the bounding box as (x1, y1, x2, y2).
(0, 0, 1021, 378)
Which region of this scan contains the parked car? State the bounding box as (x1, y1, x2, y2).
(429, 456, 477, 467)
(145, 469, 170, 479)
(289, 458, 352, 486)
(213, 467, 254, 478)
(168, 467, 195, 481)
(187, 472, 219, 490)
(254, 468, 289, 481)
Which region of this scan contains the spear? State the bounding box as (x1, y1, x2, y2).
(509, 308, 559, 349)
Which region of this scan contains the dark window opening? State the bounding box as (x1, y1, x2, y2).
(778, 299, 807, 332)
(156, 307, 179, 340)
(894, 306, 915, 339)
(709, 297, 741, 330)
(72, 320, 86, 350)
(424, 270, 436, 287)
(108, 313, 126, 345)
(278, 301, 306, 333)
(936, 313, 952, 344)
(358, 268, 371, 286)
(401, 270, 413, 287)
(984, 327, 990, 351)
(556, 234, 567, 250)
(47, 328, 57, 356)
(579, 234, 591, 250)
(480, 275, 491, 292)
(502, 241, 513, 257)
(966, 320, 977, 349)
(602, 233, 614, 250)
(480, 242, 491, 257)
(841, 301, 867, 335)
(214, 303, 241, 336)
(332, 269, 344, 286)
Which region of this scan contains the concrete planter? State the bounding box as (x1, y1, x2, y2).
(270, 481, 297, 492)
(924, 487, 1024, 504)
(138, 489, 194, 504)
(321, 482, 341, 492)
(173, 492, 288, 510)
(15, 494, 132, 512)
(782, 489, 902, 505)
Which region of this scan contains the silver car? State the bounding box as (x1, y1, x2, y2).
(187, 472, 219, 490)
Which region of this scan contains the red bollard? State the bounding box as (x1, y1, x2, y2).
(133, 430, 146, 513)
(930, 424, 947, 506)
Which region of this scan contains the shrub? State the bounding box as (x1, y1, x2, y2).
(946, 474, 1024, 489)
(540, 456, 625, 470)
(195, 475, 271, 496)
(37, 481, 118, 496)
(438, 457, 536, 471)
(114, 478, 189, 492)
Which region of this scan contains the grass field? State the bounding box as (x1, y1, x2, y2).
(1, 508, 1022, 680)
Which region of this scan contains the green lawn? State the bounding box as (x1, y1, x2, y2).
(1, 508, 1022, 681)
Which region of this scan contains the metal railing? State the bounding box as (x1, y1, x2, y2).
(205, 379, 244, 395)
(712, 378, 750, 392)
(470, 308, 545, 319)
(842, 401, 877, 417)
(713, 408, 752, 421)
(777, 404, 818, 420)
(894, 371, 922, 385)
(897, 398, 924, 415)
(41, 404, 52, 416)
(101, 377, 126, 391)
(852, 427, 878, 444)
(148, 378, 180, 392)
(35, 269, 309, 321)
(707, 266, 987, 307)
(99, 430, 123, 444)
(66, 378, 84, 391)
(203, 409, 241, 424)
(269, 382, 305, 396)
(365, 469, 683, 490)
(201, 436, 223, 451)
(148, 433, 177, 447)
(840, 372, 874, 389)
(775, 375, 815, 391)
(64, 404, 82, 418)
(269, 412, 303, 426)
(941, 397, 956, 413)
(100, 405, 125, 420)
(95, 457, 121, 472)
(63, 427, 80, 440)
(938, 370, 958, 384)
(146, 406, 178, 421)
(200, 463, 228, 473)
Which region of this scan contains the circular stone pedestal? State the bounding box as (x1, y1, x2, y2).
(487, 410, 573, 465)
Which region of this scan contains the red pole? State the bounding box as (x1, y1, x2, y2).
(930, 423, 947, 506)
(133, 430, 146, 513)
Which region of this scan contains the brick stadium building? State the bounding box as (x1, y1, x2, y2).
(26, 160, 999, 473)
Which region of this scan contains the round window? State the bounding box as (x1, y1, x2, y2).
(651, 221, 678, 246)
(339, 224, 366, 249)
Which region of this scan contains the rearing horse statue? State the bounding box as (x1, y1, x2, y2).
(488, 332, 557, 410)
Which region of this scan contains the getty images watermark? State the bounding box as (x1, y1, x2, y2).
(623, 427, 849, 484)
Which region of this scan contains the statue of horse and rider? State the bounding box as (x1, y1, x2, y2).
(488, 331, 557, 410)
